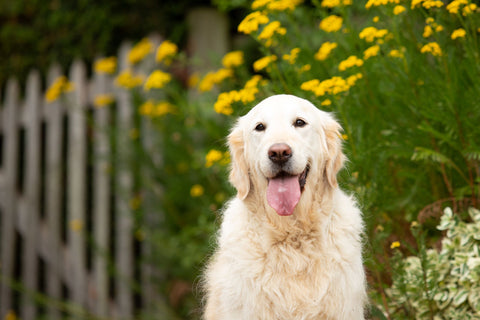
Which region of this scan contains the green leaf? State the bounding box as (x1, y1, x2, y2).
(453, 288, 469, 307)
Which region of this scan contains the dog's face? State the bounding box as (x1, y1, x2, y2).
(228, 94, 344, 216)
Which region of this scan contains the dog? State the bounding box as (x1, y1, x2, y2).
(203, 94, 367, 319)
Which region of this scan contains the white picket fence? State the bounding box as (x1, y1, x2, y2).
(0, 39, 164, 319)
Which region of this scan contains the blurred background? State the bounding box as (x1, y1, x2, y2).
(1, 0, 479, 319)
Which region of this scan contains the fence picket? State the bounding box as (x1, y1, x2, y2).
(114, 42, 134, 318)
(92, 67, 112, 317)
(44, 65, 64, 320)
(67, 60, 88, 309)
(0, 79, 20, 318)
(21, 70, 42, 320)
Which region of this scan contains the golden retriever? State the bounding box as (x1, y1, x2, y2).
(203, 95, 367, 319)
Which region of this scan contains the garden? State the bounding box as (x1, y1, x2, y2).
(13, 0, 480, 319)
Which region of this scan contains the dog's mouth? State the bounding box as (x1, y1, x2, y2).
(266, 166, 310, 216)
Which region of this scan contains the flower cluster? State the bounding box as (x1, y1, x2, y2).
(251, 0, 303, 11)
(420, 42, 443, 56)
(214, 75, 263, 115)
(338, 55, 364, 71)
(94, 57, 117, 74)
(139, 100, 174, 117)
(238, 11, 269, 34)
(319, 15, 343, 33)
(155, 40, 178, 65)
(144, 70, 172, 91)
(128, 38, 154, 65)
(115, 69, 144, 89)
(45, 76, 74, 102)
(359, 26, 389, 43)
(300, 74, 362, 97)
(94, 94, 115, 108)
(205, 149, 230, 167)
(198, 68, 234, 92)
(315, 42, 338, 61)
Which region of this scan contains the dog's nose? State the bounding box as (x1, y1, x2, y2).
(268, 143, 292, 165)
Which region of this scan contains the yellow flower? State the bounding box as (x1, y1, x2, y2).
(139, 100, 174, 117)
(346, 73, 363, 86)
(253, 55, 277, 71)
(366, 0, 401, 9)
(422, 0, 443, 9)
(45, 76, 74, 102)
(257, 0, 303, 11)
(319, 15, 343, 33)
(206, 149, 224, 167)
(446, 0, 468, 13)
(238, 11, 269, 34)
(198, 68, 234, 92)
(94, 94, 114, 108)
(321, 99, 332, 106)
(258, 21, 287, 40)
(5, 310, 17, 320)
(373, 16, 380, 23)
(389, 49, 404, 58)
(115, 70, 144, 88)
(314, 42, 338, 61)
(338, 55, 364, 71)
(94, 57, 117, 74)
(341, 134, 348, 140)
(359, 27, 389, 42)
(245, 75, 263, 89)
(222, 51, 244, 68)
(411, 221, 419, 228)
(420, 42, 442, 56)
(190, 184, 205, 197)
(155, 40, 178, 65)
(462, 3, 477, 15)
(300, 64, 311, 72)
(411, 0, 423, 8)
(451, 28, 466, 40)
(70, 219, 83, 232)
(390, 241, 401, 249)
(321, 0, 352, 7)
(393, 5, 406, 14)
(128, 38, 154, 65)
(423, 25, 433, 38)
(283, 48, 301, 64)
(363, 45, 380, 60)
(301, 76, 351, 96)
(214, 91, 237, 115)
(144, 70, 172, 91)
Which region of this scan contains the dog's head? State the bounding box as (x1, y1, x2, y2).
(228, 94, 345, 216)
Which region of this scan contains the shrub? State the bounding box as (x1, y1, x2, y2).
(387, 207, 480, 319)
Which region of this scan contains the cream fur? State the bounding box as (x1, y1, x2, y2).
(203, 95, 367, 320)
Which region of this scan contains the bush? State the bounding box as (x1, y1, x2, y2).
(387, 207, 480, 319)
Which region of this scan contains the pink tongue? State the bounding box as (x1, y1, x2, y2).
(266, 175, 301, 216)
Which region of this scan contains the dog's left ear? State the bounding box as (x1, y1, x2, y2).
(323, 117, 346, 189)
(228, 121, 250, 200)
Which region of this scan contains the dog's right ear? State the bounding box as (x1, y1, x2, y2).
(228, 121, 250, 200)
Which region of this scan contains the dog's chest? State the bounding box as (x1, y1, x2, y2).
(230, 231, 334, 317)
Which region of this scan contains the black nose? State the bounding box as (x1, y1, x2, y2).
(268, 143, 292, 165)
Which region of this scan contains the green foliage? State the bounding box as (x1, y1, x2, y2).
(387, 207, 480, 319)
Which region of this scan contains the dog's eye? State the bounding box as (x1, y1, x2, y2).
(294, 118, 307, 128)
(255, 123, 266, 131)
